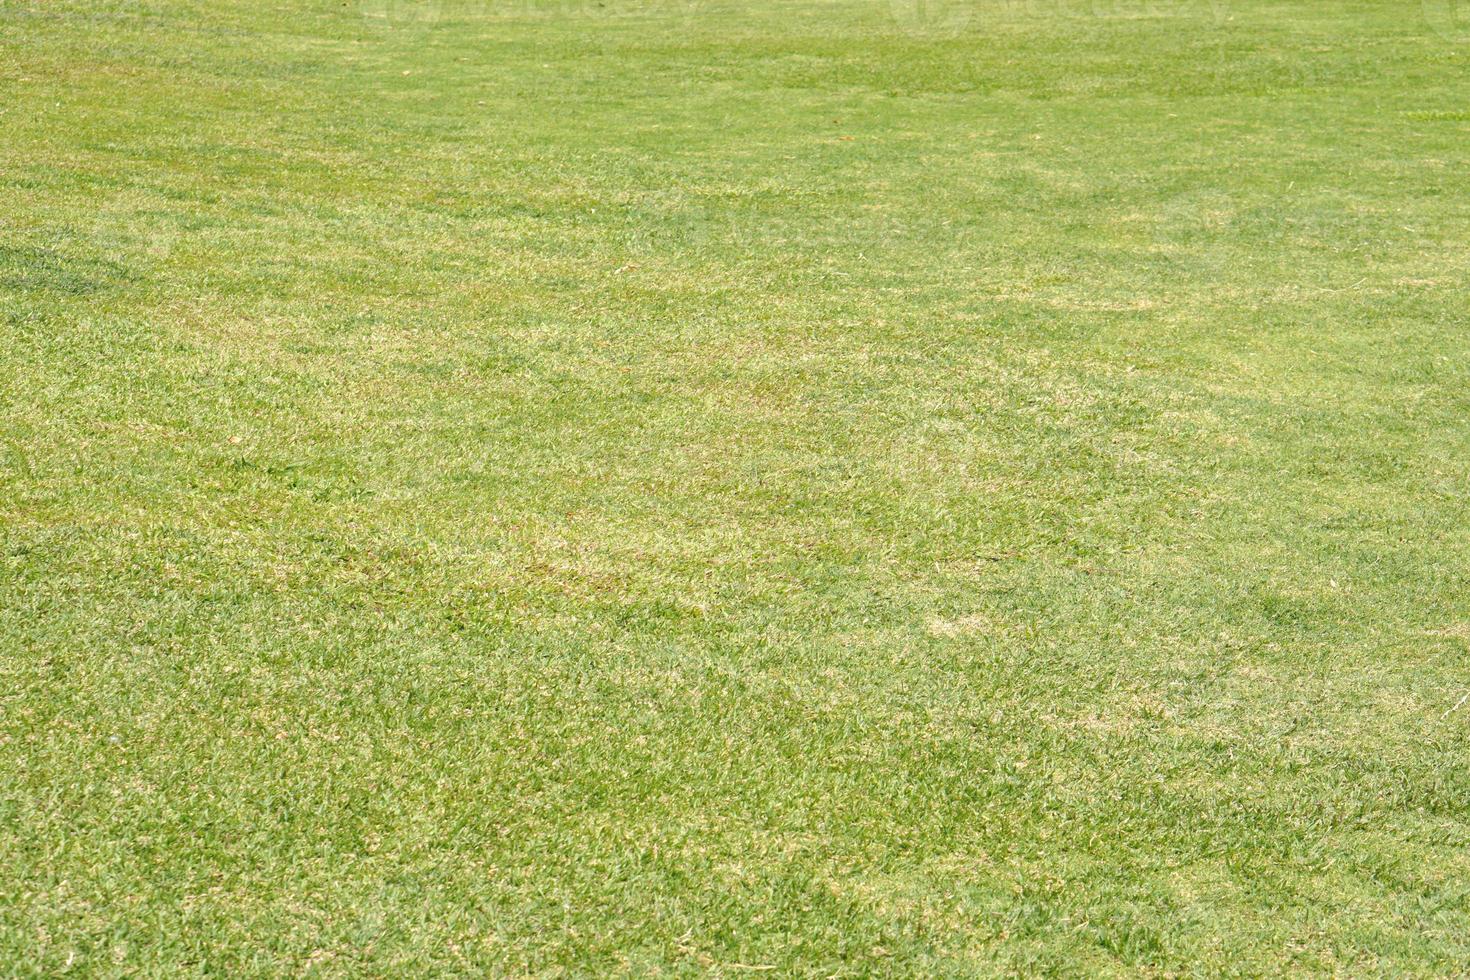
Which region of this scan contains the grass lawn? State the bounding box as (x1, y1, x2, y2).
(3, 0, 1470, 972)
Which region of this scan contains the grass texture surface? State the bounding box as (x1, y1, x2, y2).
(3, 0, 1470, 972)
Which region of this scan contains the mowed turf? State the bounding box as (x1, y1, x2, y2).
(3, 0, 1470, 973)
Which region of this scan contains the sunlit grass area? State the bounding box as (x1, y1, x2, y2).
(3, 0, 1469, 972)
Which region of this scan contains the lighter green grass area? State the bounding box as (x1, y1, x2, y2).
(3, 0, 1470, 973)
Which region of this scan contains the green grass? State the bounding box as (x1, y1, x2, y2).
(3, 0, 1470, 973)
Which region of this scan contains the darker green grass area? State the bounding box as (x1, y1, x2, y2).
(3, 0, 1470, 974)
